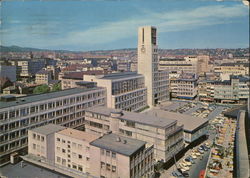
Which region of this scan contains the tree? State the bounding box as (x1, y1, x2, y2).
(51, 83, 61, 92)
(33, 84, 50, 94)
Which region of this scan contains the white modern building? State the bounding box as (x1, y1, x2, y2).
(0, 87, 106, 166)
(137, 26, 168, 107)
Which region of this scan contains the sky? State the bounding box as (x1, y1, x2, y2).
(1, 0, 249, 51)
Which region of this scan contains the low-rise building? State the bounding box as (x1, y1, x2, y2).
(145, 109, 209, 144)
(84, 106, 184, 162)
(84, 72, 148, 112)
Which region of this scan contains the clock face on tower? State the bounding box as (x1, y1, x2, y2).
(141, 46, 146, 53)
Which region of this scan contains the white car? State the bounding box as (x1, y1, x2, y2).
(191, 154, 197, 159)
(182, 159, 192, 166)
(179, 163, 190, 171)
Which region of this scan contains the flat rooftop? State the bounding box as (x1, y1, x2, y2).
(0, 87, 103, 109)
(86, 106, 177, 129)
(31, 124, 65, 136)
(100, 72, 143, 80)
(57, 128, 99, 143)
(90, 133, 146, 156)
(145, 109, 208, 132)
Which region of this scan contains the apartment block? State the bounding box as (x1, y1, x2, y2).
(137, 26, 167, 107)
(35, 69, 52, 85)
(214, 63, 249, 77)
(84, 72, 148, 112)
(170, 73, 198, 100)
(0, 87, 106, 166)
(89, 133, 154, 178)
(85, 106, 184, 162)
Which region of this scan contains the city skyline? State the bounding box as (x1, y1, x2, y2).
(1, 0, 249, 51)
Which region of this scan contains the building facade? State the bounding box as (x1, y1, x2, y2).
(27, 125, 153, 178)
(0, 87, 106, 166)
(170, 73, 198, 100)
(84, 72, 148, 112)
(0, 65, 17, 82)
(137, 26, 168, 107)
(84, 106, 184, 162)
(35, 69, 52, 85)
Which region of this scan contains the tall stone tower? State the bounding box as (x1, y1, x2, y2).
(137, 26, 160, 107)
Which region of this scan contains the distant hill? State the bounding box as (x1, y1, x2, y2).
(0, 45, 49, 52)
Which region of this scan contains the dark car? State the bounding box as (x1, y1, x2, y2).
(172, 170, 183, 177)
(177, 168, 189, 177)
(185, 157, 195, 164)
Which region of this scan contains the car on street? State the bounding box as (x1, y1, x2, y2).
(185, 157, 195, 164)
(182, 159, 192, 166)
(177, 168, 189, 177)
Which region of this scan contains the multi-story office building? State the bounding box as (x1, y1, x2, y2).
(213, 75, 249, 104)
(214, 63, 249, 78)
(84, 106, 184, 162)
(89, 133, 154, 178)
(27, 124, 153, 178)
(197, 55, 210, 75)
(198, 80, 215, 102)
(0, 87, 106, 166)
(198, 75, 250, 104)
(137, 26, 168, 107)
(159, 57, 198, 75)
(13, 59, 45, 77)
(0, 65, 16, 82)
(84, 72, 148, 112)
(35, 69, 52, 85)
(170, 73, 198, 100)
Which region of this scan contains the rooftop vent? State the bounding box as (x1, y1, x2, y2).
(116, 137, 121, 142)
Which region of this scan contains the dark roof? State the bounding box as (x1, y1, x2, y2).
(62, 71, 105, 80)
(90, 133, 146, 156)
(36, 69, 50, 75)
(0, 87, 103, 109)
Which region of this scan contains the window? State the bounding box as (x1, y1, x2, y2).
(101, 162, 105, 168)
(37, 135, 40, 141)
(101, 149, 104, 155)
(57, 138, 60, 142)
(78, 165, 83, 172)
(33, 134, 36, 139)
(112, 152, 116, 158)
(112, 166, 116, 172)
(72, 164, 77, 169)
(62, 149, 66, 153)
(41, 136, 44, 142)
(57, 156, 61, 163)
(72, 142, 76, 148)
(78, 144, 82, 149)
(78, 154, 82, 159)
(86, 157, 89, 161)
(86, 146, 90, 151)
(106, 164, 111, 171)
(56, 147, 60, 151)
(68, 164, 71, 168)
(33, 144, 36, 150)
(106, 150, 110, 156)
(62, 139, 65, 143)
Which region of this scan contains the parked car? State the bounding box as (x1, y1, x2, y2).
(177, 168, 189, 177)
(185, 157, 195, 164)
(172, 170, 183, 177)
(182, 159, 192, 166)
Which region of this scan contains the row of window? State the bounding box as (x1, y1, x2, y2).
(100, 162, 116, 172)
(32, 133, 45, 142)
(101, 149, 116, 158)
